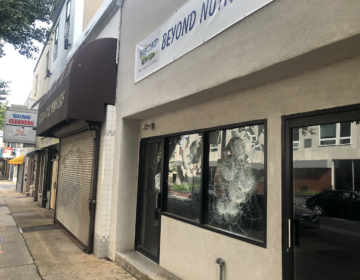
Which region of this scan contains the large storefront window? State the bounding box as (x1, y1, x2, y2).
(205, 126, 265, 241)
(163, 122, 267, 245)
(167, 134, 202, 221)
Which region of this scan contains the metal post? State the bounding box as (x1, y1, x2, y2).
(216, 258, 225, 280)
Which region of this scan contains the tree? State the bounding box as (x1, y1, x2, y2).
(0, 80, 10, 129)
(0, 102, 8, 130)
(0, 80, 10, 104)
(0, 0, 58, 59)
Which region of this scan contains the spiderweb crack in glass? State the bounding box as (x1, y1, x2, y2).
(207, 126, 265, 239)
(166, 126, 265, 241)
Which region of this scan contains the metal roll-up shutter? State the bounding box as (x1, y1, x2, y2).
(56, 130, 96, 247)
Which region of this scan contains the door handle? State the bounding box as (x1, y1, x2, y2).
(288, 219, 292, 249)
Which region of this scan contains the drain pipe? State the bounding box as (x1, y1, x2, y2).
(216, 258, 225, 280)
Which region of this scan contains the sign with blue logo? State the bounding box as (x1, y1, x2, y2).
(135, 0, 273, 82)
(5, 111, 37, 127)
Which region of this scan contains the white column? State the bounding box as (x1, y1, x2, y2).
(109, 118, 140, 260)
(93, 105, 116, 259)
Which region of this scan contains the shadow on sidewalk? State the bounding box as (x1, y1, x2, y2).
(0, 185, 137, 280)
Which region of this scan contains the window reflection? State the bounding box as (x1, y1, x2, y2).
(205, 125, 265, 241)
(167, 134, 202, 221)
(293, 120, 360, 280)
(138, 142, 162, 255)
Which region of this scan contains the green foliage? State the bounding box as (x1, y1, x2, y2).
(0, 81, 10, 129)
(0, 80, 10, 100)
(0, 0, 59, 59)
(294, 190, 319, 195)
(170, 183, 200, 192)
(322, 185, 333, 192)
(0, 102, 8, 130)
(298, 182, 309, 192)
(300, 127, 317, 136)
(0, 41, 4, 58)
(294, 183, 320, 194)
(0, 80, 10, 105)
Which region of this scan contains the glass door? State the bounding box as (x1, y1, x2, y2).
(135, 138, 163, 263)
(283, 109, 360, 280)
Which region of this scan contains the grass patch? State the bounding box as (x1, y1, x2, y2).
(170, 183, 200, 192)
(294, 190, 318, 195)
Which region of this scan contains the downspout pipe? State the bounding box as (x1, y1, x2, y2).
(87, 122, 101, 254)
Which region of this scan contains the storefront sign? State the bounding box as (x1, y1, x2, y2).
(36, 38, 117, 137)
(5, 111, 37, 127)
(40, 137, 60, 148)
(3, 147, 13, 158)
(4, 125, 36, 144)
(135, 0, 273, 83)
(38, 91, 65, 125)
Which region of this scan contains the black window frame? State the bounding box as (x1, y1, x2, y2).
(64, 0, 71, 38)
(53, 23, 59, 58)
(35, 74, 38, 96)
(142, 119, 267, 248)
(319, 122, 352, 146)
(281, 104, 360, 280)
(46, 51, 49, 73)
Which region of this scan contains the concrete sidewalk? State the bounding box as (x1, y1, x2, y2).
(0, 183, 41, 279)
(0, 183, 136, 280)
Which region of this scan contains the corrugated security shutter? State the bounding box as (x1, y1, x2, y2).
(56, 130, 96, 246)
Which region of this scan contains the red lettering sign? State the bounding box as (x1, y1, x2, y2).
(7, 119, 34, 126)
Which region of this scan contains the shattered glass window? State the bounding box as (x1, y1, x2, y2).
(205, 125, 265, 242)
(166, 134, 202, 222)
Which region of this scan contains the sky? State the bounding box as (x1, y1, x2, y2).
(0, 43, 42, 106)
(0, 22, 49, 106)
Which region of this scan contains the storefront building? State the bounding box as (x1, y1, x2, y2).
(12, 147, 36, 194)
(34, 138, 59, 208)
(9, 155, 25, 192)
(110, 0, 360, 279)
(35, 37, 118, 255)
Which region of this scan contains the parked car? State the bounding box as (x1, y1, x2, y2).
(306, 190, 360, 220)
(294, 205, 319, 224)
(190, 184, 217, 202)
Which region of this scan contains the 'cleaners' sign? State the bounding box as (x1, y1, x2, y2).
(5, 111, 37, 127)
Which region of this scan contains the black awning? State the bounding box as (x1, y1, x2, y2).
(36, 38, 117, 137)
(26, 149, 41, 157)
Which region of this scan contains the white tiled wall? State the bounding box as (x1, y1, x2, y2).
(93, 105, 116, 258)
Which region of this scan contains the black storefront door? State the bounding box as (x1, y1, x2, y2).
(135, 138, 163, 263)
(283, 107, 360, 279)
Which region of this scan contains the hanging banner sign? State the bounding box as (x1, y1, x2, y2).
(3, 147, 13, 158)
(135, 0, 273, 82)
(5, 111, 37, 127)
(3, 125, 36, 144)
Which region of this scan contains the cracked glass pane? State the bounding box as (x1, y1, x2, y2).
(167, 134, 202, 222)
(205, 125, 265, 241)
